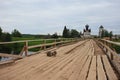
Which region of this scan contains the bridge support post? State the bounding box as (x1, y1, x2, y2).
(20, 41, 28, 56)
(44, 40, 46, 50)
(54, 39, 56, 47)
(24, 41, 28, 56)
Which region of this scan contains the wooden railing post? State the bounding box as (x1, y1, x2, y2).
(20, 41, 28, 56)
(24, 41, 28, 56)
(61, 38, 63, 46)
(54, 39, 56, 47)
(44, 40, 46, 50)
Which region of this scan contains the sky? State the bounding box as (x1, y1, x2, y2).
(0, 0, 120, 35)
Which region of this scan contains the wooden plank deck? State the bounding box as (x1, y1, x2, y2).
(102, 55, 118, 80)
(87, 56, 96, 80)
(97, 55, 107, 80)
(0, 40, 119, 80)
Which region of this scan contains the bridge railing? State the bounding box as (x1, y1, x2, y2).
(98, 39, 120, 61)
(98, 39, 120, 75)
(0, 38, 81, 57)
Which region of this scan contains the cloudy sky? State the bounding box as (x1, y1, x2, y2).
(0, 0, 120, 35)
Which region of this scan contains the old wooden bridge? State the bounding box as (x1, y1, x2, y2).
(0, 39, 120, 80)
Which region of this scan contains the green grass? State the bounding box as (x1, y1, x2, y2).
(28, 39, 55, 51)
(112, 45, 120, 54)
(112, 39, 120, 42)
(12, 37, 36, 41)
(111, 39, 120, 54)
(28, 40, 44, 46)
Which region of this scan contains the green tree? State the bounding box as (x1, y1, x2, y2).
(101, 29, 109, 38)
(45, 34, 51, 39)
(101, 30, 104, 38)
(104, 30, 109, 37)
(12, 29, 22, 37)
(109, 31, 113, 40)
(1, 32, 12, 42)
(51, 33, 58, 38)
(0, 32, 12, 54)
(0, 27, 2, 39)
(62, 26, 70, 38)
(70, 29, 79, 38)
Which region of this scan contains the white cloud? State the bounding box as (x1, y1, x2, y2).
(0, 0, 120, 35)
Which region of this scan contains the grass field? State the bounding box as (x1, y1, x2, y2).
(111, 39, 120, 54)
(12, 37, 36, 41)
(112, 39, 120, 42)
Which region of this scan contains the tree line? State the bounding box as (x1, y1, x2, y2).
(35, 26, 81, 39)
(99, 25, 113, 39)
(0, 26, 81, 55)
(0, 27, 22, 55)
(62, 26, 81, 38)
(0, 27, 22, 42)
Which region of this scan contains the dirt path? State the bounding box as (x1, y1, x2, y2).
(0, 39, 119, 80)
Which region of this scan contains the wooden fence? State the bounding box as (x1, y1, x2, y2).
(98, 39, 120, 75)
(98, 39, 120, 60)
(0, 38, 81, 57)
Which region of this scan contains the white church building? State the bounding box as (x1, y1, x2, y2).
(83, 25, 91, 38)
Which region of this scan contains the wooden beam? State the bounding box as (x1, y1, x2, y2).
(102, 55, 118, 80)
(0, 53, 23, 59)
(78, 56, 92, 80)
(102, 39, 120, 46)
(97, 55, 107, 80)
(0, 60, 15, 66)
(87, 56, 96, 80)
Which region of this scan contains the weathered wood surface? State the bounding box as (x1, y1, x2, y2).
(0, 60, 15, 66)
(87, 56, 96, 80)
(0, 40, 119, 80)
(102, 55, 118, 80)
(97, 55, 107, 80)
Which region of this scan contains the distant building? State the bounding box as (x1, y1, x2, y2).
(83, 24, 91, 38)
(112, 35, 120, 39)
(99, 25, 104, 38)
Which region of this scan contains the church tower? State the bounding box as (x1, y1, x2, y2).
(99, 25, 104, 38)
(83, 24, 91, 38)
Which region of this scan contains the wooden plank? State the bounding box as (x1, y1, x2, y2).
(28, 41, 68, 49)
(51, 50, 88, 80)
(0, 60, 15, 65)
(0, 39, 59, 45)
(68, 56, 88, 80)
(87, 56, 96, 80)
(102, 55, 118, 80)
(102, 39, 120, 46)
(97, 55, 107, 80)
(0, 41, 26, 44)
(55, 42, 89, 80)
(112, 60, 120, 77)
(0, 53, 23, 59)
(98, 41, 119, 60)
(0, 40, 83, 80)
(77, 56, 92, 80)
